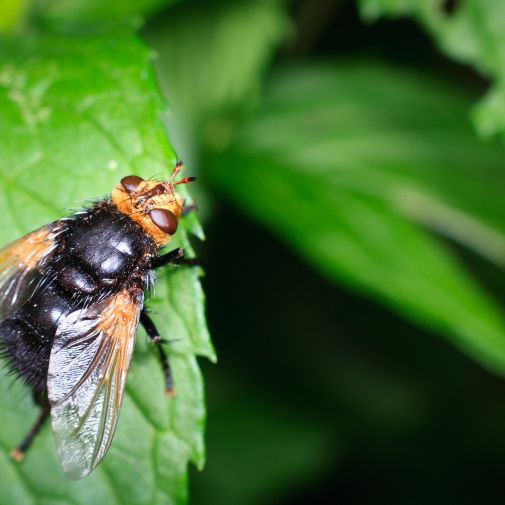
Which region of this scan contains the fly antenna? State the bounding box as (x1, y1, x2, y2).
(168, 160, 184, 184)
(174, 176, 197, 186)
(168, 161, 197, 186)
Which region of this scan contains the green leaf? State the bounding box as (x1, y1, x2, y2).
(0, 0, 30, 33)
(144, 0, 291, 162)
(31, 0, 181, 33)
(358, 0, 505, 143)
(191, 371, 337, 505)
(207, 61, 505, 376)
(0, 35, 213, 504)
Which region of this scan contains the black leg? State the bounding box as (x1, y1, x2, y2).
(151, 247, 199, 269)
(140, 309, 175, 397)
(11, 401, 50, 462)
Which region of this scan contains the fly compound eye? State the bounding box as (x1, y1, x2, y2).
(120, 175, 144, 193)
(149, 208, 178, 235)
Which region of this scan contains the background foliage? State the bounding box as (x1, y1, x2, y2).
(2, 0, 505, 504)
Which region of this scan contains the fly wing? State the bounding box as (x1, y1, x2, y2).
(0, 224, 61, 320)
(47, 290, 143, 480)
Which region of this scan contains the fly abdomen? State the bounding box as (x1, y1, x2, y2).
(0, 283, 75, 394)
(0, 318, 52, 393)
(18, 283, 73, 335)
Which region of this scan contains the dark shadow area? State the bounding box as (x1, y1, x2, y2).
(191, 198, 505, 505)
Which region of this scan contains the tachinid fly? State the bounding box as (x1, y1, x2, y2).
(0, 162, 197, 479)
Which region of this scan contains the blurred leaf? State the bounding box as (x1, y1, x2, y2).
(144, 0, 291, 166)
(30, 0, 180, 33)
(207, 61, 505, 376)
(0, 35, 213, 504)
(0, 0, 30, 33)
(191, 369, 337, 505)
(359, 0, 505, 143)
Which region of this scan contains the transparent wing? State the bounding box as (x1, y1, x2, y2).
(47, 290, 143, 480)
(0, 225, 60, 320)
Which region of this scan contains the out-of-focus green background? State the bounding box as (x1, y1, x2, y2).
(3, 0, 505, 504)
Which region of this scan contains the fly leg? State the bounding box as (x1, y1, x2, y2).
(140, 309, 175, 397)
(145, 248, 199, 395)
(151, 248, 199, 269)
(11, 396, 50, 462)
(182, 203, 197, 217)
